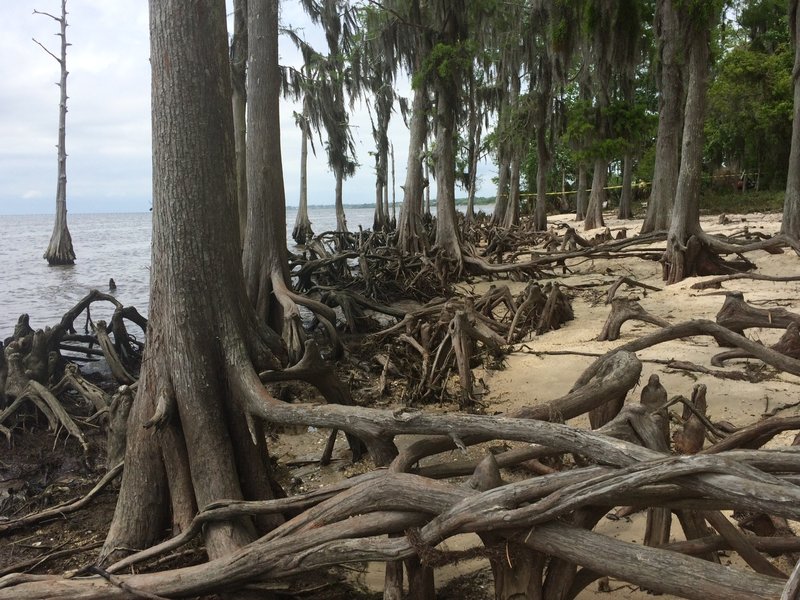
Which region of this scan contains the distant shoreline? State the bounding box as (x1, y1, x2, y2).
(2, 197, 496, 217)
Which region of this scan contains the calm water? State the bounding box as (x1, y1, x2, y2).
(0, 206, 376, 339)
(0, 203, 493, 339)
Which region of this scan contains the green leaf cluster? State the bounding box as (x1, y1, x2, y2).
(705, 3, 793, 189)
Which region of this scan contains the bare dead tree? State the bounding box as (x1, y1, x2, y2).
(35, 0, 76, 266)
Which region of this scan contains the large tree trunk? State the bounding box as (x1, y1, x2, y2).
(242, 0, 304, 359)
(584, 158, 607, 230)
(641, 0, 683, 234)
(102, 0, 286, 564)
(292, 105, 314, 244)
(662, 10, 712, 284)
(43, 0, 76, 266)
(398, 82, 428, 253)
(231, 0, 248, 249)
(783, 0, 800, 238)
(434, 81, 462, 266)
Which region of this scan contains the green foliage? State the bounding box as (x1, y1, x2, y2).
(413, 40, 477, 90)
(705, 37, 793, 188)
(675, 0, 725, 24)
(739, 0, 790, 52)
(522, 140, 577, 195)
(563, 96, 656, 163)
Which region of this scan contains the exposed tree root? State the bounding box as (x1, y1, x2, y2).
(576, 319, 800, 384)
(712, 323, 800, 367)
(715, 292, 800, 334)
(598, 297, 672, 341)
(259, 340, 383, 464)
(691, 272, 800, 290)
(606, 275, 662, 303)
(2, 439, 797, 599)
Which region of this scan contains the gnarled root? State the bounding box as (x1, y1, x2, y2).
(259, 340, 390, 465)
(598, 298, 671, 341)
(712, 322, 800, 367)
(715, 292, 800, 333)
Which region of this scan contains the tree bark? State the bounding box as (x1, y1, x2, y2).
(534, 124, 549, 231)
(504, 154, 521, 229)
(662, 9, 713, 284)
(434, 79, 463, 267)
(782, 0, 800, 238)
(102, 0, 285, 564)
(584, 158, 607, 230)
(398, 81, 428, 253)
(618, 152, 634, 219)
(231, 0, 248, 249)
(534, 62, 552, 231)
(492, 157, 511, 226)
(464, 85, 481, 225)
(641, 0, 683, 234)
(575, 163, 588, 221)
(242, 0, 303, 358)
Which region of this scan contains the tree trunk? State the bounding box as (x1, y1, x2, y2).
(783, 0, 800, 238)
(534, 61, 552, 231)
(391, 142, 396, 225)
(662, 11, 713, 284)
(382, 158, 390, 230)
(102, 0, 285, 564)
(434, 81, 462, 266)
(335, 169, 347, 232)
(584, 158, 607, 230)
(492, 157, 511, 226)
(465, 119, 481, 225)
(398, 82, 428, 253)
(618, 153, 634, 219)
(242, 0, 304, 359)
(373, 152, 386, 231)
(231, 0, 248, 249)
(503, 154, 521, 229)
(641, 0, 683, 234)
(373, 87, 392, 232)
(575, 163, 588, 221)
(43, 0, 76, 266)
(534, 125, 549, 231)
(424, 139, 432, 216)
(292, 106, 314, 244)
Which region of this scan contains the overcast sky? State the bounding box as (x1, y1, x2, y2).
(0, 1, 497, 215)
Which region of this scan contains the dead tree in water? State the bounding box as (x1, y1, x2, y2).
(35, 0, 76, 266)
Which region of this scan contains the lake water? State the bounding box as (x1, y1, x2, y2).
(0, 206, 377, 339)
(0, 203, 492, 339)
